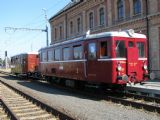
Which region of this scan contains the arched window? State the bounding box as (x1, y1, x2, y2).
(117, 0, 124, 19)
(133, 0, 141, 15)
(59, 26, 62, 39)
(99, 7, 105, 25)
(89, 12, 94, 29)
(55, 28, 57, 40)
(70, 21, 73, 34)
(77, 18, 81, 33)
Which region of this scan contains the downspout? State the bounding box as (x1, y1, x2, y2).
(145, 0, 150, 73)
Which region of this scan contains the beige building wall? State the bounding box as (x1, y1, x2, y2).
(49, 0, 160, 78)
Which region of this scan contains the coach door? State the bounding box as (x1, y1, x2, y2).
(127, 41, 139, 75)
(87, 42, 97, 80)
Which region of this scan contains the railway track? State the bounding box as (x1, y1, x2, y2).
(105, 92, 160, 113)
(0, 71, 160, 115)
(0, 72, 74, 120)
(0, 82, 57, 120)
(0, 101, 10, 120)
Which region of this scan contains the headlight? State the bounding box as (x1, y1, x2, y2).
(117, 65, 122, 71)
(143, 65, 147, 70)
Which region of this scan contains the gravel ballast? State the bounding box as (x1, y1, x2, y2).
(0, 74, 160, 120)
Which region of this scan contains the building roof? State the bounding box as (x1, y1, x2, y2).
(49, 0, 83, 21)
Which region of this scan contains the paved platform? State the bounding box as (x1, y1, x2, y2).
(126, 79, 160, 97)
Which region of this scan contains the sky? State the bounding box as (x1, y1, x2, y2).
(0, 0, 71, 59)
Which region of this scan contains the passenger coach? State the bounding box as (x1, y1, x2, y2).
(39, 30, 151, 87)
(11, 52, 39, 77)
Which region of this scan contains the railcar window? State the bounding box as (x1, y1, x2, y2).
(116, 40, 126, 57)
(100, 41, 108, 58)
(128, 41, 134, 47)
(73, 45, 83, 60)
(137, 42, 145, 57)
(42, 52, 47, 62)
(54, 49, 60, 61)
(48, 50, 53, 61)
(63, 47, 70, 60)
(88, 43, 96, 59)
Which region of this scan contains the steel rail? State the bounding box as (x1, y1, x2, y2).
(0, 73, 74, 120)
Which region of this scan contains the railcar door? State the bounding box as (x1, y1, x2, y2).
(127, 41, 139, 75)
(87, 42, 98, 81)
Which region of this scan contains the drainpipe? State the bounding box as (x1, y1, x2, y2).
(145, 0, 150, 73)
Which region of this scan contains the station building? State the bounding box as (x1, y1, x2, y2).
(49, 0, 160, 78)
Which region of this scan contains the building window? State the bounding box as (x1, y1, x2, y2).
(89, 12, 94, 29)
(99, 8, 105, 26)
(59, 26, 62, 40)
(133, 0, 141, 15)
(73, 45, 83, 60)
(117, 0, 124, 20)
(70, 21, 73, 34)
(55, 28, 57, 40)
(77, 18, 81, 33)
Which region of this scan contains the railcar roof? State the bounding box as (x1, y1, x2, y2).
(11, 52, 38, 58)
(39, 30, 146, 51)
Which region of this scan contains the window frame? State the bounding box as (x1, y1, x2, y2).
(99, 7, 105, 26)
(117, 0, 124, 20)
(73, 45, 83, 60)
(133, 0, 141, 15)
(115, 40, 126, 58)
(54, 48, 61, 61)
(88, 42, 97, 60)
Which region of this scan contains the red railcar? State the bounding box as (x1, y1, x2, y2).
(11, 52, 39, 77)
(39, 30, 152, 87)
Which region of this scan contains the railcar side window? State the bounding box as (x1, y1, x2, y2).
(54, 49, 60, 61)
(100, 41, 108, 58)
(88, 43, 96, 59)
(63, 47, 70, 60)
(116, 40, 126, 58)
(128, 41, 134, 47)
(48, 50, 53, 61)
(137, 42, 145, 57)
(73, 45, 83, 60)
(42, 52, 47, 62)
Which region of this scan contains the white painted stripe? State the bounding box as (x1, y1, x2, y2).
(40, 57, 147, 63)
(98, 58, 126, 61)
(138, 58, 147, 60)
(40, 59, 87, 63)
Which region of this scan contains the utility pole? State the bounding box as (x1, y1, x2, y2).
(5, 51, 8, 69)
(42, 8, 49, 47)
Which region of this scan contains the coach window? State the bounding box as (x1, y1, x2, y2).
(73, 45, 83, 60)
(54, 49, 60, 61)
(100, 41, 108, 58)
(88, 43, 96, 59)
(48, 50, 53, 61)
(42, 52, 47, 62)
(128, 41, 134, 47)
(116, 40, 126, 58)
(137, 42, 145, 57)
(63, 47, 70, 60)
